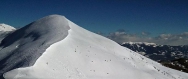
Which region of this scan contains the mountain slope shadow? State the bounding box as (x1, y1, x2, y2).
(0, 15, 70, 78)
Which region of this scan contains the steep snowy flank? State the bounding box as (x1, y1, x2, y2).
(0, 24, 15, 31)
(0, 15, 70, 78)
(0, 15, 188, 79)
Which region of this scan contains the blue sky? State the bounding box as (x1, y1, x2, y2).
(0, 0, 188, 45)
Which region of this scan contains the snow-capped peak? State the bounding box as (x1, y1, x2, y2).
(0, 15, 187, 79)
(0, 23, 16, 31)
(122, 42, 157, 46)
(0, 15, 70, 78)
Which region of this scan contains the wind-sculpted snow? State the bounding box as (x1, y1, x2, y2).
(0, 15, 188, 79)
(0, 15, 70, 78)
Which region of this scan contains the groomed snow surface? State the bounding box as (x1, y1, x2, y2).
(0, 15, 187, 79)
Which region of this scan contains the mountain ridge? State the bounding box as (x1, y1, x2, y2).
(0, 15, 70, 78)
(121, 42, 188, 73)
(0, 23, 16, 44)
(0, 15, 187, 79)
(0, 23, 15, 32)
(121, 42, 188, 61)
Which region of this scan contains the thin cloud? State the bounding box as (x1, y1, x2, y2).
(141, 32, 150, 36)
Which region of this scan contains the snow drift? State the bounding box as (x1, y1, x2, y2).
(0, 15, 187, 79)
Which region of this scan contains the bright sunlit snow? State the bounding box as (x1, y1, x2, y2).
(0, 23, 15, 32)
(0, 15, 187, 79)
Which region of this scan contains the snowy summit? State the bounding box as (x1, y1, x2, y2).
(0, 15, 187, 79)
(0, 23, 16, 42)
(0, 23, 15, 31)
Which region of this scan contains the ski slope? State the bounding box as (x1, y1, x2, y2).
(0, 15, 187, 79)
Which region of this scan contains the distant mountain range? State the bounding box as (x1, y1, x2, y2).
(121, 42, 188, 73)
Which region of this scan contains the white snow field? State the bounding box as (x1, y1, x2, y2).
(0, 15, 187, 79)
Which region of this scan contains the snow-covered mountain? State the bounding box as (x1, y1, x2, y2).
(0, 23, 15, 32)
(121, 42, 188, 61)
(122, 42, 157, 46)
(0, 24, 16, 42)
(121, 42, 188, 73)
(0, 15, 187, 79)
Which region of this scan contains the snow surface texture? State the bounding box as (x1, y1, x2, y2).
(1, 15, 188, 79)
(0, 15, 70, 78)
